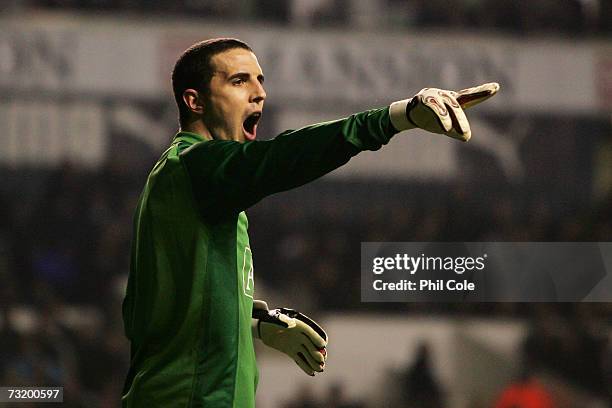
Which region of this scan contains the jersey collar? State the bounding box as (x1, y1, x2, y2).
(173, 131, 207, 145)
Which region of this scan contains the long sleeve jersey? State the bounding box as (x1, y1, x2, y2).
(121, 107, 397, 407)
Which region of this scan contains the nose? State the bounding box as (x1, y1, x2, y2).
(251, 82, 266, 104)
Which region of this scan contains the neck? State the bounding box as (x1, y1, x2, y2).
(180, 120, 213, 141)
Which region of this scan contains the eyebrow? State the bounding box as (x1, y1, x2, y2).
(227, 72, 265, 84)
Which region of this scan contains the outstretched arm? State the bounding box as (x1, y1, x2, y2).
(180, 107, 395, 218)
(180, 82, 500, 218)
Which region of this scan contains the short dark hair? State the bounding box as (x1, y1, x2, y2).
(171, 38, 252, 126)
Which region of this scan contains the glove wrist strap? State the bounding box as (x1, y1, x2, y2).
(389, 98, 417, 131)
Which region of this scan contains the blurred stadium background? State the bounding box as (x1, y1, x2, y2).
(1, 1, 611, 407)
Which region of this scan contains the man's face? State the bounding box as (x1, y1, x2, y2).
(202, 48, 266, 142)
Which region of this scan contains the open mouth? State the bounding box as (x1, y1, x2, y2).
(243, 112, 262, 141)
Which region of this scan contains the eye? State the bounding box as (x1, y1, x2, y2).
(232, 78, 245, 85)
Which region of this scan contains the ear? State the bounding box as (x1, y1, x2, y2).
(182, 89, 204, 115)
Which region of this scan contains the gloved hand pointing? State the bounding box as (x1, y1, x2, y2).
(389, 82, 500, 141)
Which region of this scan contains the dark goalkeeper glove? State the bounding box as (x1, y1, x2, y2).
(252, 300, 328, 376)
(389, 82, 500, 141)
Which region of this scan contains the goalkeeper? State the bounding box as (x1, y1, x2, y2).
(121, 38, 499, 407)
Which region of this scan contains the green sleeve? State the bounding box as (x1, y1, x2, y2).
(180, 107, 396, 217)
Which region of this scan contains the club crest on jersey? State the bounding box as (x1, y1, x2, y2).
(242, 246, 254, 298)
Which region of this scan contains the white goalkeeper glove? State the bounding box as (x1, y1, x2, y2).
(252, 300, 327, 376)
(389, 82, 500, 141)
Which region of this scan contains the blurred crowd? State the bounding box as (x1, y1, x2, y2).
(3, 0, 612, 36)
(3, 149, 610, 313)
(284, 309, 612, 408)
(0, 42, 609, 402)
(0, 141, 610, 405)
(1, 0, 610, 405)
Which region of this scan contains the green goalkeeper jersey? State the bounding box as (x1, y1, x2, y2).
(121, 107, 396, 407)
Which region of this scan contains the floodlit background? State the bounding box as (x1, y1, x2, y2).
(1, 1, 611, 407)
